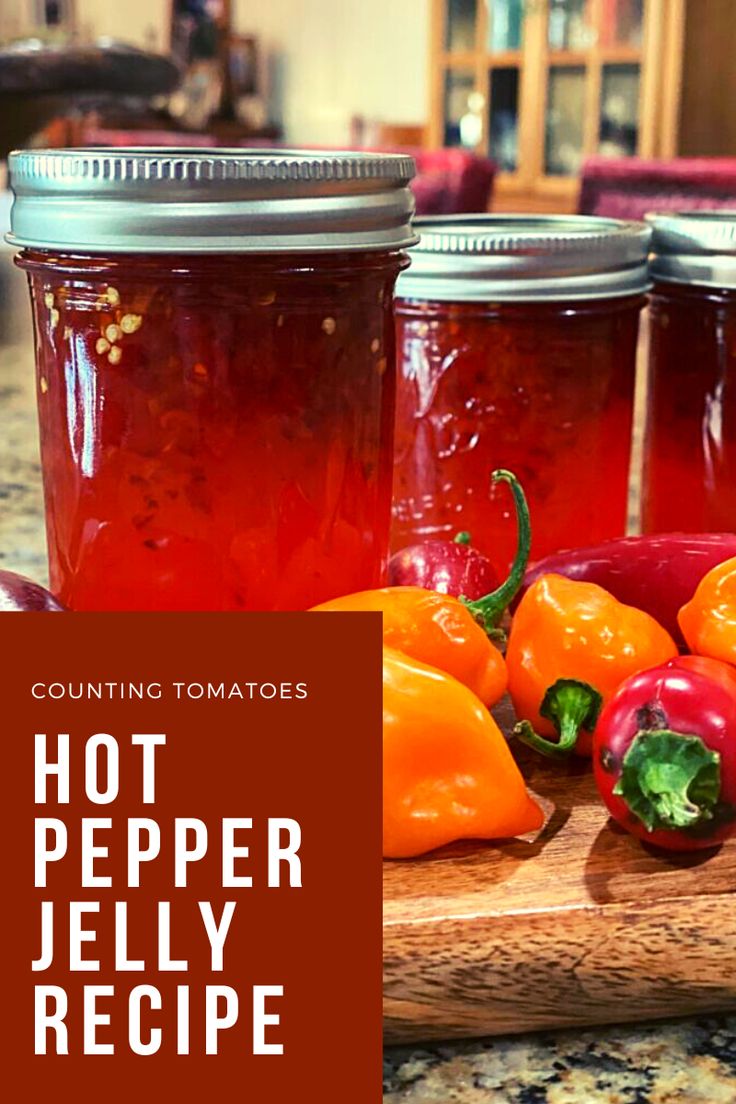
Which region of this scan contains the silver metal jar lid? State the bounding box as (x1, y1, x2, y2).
(396, 215, 651, 302)
(6, 147, 417, 254)
(647, 211, 736, 289)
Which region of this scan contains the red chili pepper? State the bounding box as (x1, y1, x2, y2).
(518, 533, 736, 644)
(387, 469, 526, 601)
(593, 655, 736, 851)
(387, 532, 500, 601)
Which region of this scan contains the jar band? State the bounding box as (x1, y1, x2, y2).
(7, 148, 418, 254)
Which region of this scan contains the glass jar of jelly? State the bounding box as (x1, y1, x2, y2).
(642, 212, 736, 534)
(8, 148, 415, 610)
(392, 216, 650, 568)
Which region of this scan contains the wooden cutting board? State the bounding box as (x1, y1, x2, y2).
(383, 700, 736, 1044)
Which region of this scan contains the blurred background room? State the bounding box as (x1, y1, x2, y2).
(2, 10, 736, 1100)
(1, 0, 736, 582)
(1, 0, 736, 220)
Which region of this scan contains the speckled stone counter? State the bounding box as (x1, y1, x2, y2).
(384, 1016, 736, 1102)
(1, 250, 734, 1104)
(0, 251, 47, 583)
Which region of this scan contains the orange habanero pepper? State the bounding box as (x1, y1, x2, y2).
(383, 647, 544, 858)
(313, 470, 530, 708)
(678, 556, 736, 665)
(508, 574, 678, 758)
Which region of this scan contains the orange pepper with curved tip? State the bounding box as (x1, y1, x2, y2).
(315, 584, 508, 706)
(508, 573, 678, 758)
(678, 556, 736, 664)
(383, 647, 544, 859)
(312, 470, 530, 708)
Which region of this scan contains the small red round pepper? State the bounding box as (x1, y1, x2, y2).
(313, 470, 530, 707)
(593, 655, 736, 851)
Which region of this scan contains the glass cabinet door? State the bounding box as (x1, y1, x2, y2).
(599, 0, 644, 47)
(446, 0, 478, 50)
(489, 67, 520, 170)
(487, 0, 523, 51)
(542, 0, 645, 179)
(435, 0, 649, 189)
(545, 66, 586, 175)
(443, 70, 482, 147)
(486, 0, 524, 173)
(548, 0, 592, 49)
(599, 63, 640, 157)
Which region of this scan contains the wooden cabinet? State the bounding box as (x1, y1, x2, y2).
(429, 0, 686, 210)
(677, 0, 736, 158)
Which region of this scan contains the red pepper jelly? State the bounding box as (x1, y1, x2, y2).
(8, 149, 415, 610)
(642, 213, 736, 534)
(392, 216, 650, 568)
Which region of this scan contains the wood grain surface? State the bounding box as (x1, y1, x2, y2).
(383, 700, 736, 1043)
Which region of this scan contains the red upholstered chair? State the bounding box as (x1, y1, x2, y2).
(81, 127, 218, 146)
(579, 156, 736, 220)
(80, 132, 496, 215)
(410, 148, 496, 215)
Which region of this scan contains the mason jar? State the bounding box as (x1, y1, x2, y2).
(391, 215, 650, 567)
(8, 148, 415, 610)
(642, 212, 736, 534)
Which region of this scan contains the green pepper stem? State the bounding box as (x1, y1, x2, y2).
(513, 720, 571, 759)
(513, 679, 603, 759)
(461, 469, 531, 630)
(454, 531, 472, 545)
(613, 729, 721, 833)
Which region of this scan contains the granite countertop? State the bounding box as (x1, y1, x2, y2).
(0, 250, 47, 582)
(384, 1017, 736, 1102)
(1, 251, 734, 1103)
